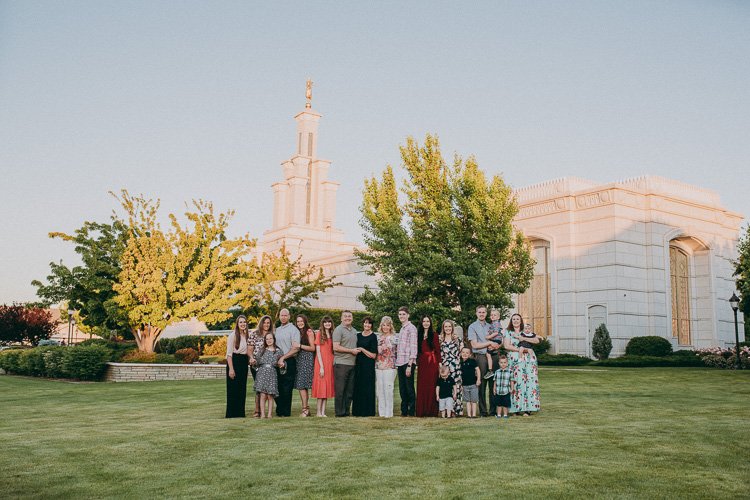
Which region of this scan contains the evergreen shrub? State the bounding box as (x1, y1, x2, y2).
(591, 324, 613, 360)
(625, 336, 673, 357)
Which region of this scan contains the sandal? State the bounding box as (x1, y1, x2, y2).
(301, 406, 310, 417)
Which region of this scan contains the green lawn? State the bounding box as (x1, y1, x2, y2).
(1, 368, 749, 499)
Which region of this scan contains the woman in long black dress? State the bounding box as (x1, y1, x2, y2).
(352, 317, 378, 416)
(225, 315, 249, 418)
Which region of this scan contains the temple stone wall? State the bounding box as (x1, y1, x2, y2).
(105, 363, 226, 382)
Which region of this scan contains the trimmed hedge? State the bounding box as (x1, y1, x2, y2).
(154, 335, 223, 355)
(120, 351, 180, 364)
(0, 344, 111, 380)
(593, 354, 704, 368)
(538, 354, 593, 366)
(63, 345, 112, 380)
(625, 336, 673, 357)
(78, 339, 137, 361)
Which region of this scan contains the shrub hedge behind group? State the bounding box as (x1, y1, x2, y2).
(0, 344, 112, 380)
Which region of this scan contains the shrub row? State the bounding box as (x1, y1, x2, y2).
(538, 352, 705, 367)
(0, 345, 111, 380)
(538, 354, 592, 366)
(120, 351, 180, 364)
(154, 335, 224, 355)
(78, 338, 137, 361)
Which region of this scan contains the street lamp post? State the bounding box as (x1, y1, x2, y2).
(729, 293, 742, 370)
(67, 310, 74, 346)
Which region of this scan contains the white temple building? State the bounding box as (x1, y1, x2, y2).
(259, 94, 745, 356)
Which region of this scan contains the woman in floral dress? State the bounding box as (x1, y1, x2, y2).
(375, 316, 398, 417)
(294, 314, 316, 417)
(503, 313, 540, 416)
(439, 319, 464, 417)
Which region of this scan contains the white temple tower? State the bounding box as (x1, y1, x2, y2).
(262, 84, 356, 262)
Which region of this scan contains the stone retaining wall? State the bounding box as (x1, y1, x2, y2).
(105, 362, 225, 382)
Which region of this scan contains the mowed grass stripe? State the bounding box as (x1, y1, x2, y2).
(1, 368, 748, 499)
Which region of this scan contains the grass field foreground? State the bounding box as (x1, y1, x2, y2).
(1, 367, 749, 498)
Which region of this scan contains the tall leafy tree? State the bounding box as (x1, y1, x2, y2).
(734, 224, 750, 337)
(112, 191, 260, 352)
(357, 134, 534, 327)
(32, 219, 130, 338)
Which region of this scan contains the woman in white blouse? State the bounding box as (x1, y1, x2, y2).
(226, 315, 250, 418)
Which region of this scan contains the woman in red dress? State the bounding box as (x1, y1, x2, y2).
(312, 316, 336, 417)
(415, 316, 441, 417)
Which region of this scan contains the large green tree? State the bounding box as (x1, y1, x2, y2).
(32, 219, 130, 338)
(357, 134, 534, 327)
(734, 224, 750, 338)
(112, 191, 260, 352)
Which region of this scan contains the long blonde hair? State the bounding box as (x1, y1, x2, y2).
(440, 319, 458, 343)
(378, 316, 394, 335)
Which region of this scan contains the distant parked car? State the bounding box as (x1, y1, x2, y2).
(37, 339, 62, 346)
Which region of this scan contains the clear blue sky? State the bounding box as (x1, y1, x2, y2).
(1, 0, 748, 303)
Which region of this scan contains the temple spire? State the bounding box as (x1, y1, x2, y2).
(305, 78, 313, 109)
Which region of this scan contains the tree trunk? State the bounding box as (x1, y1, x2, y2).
(133, 325, 163, 353)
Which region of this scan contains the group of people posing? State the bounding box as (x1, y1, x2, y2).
(225, 305, 541, 419)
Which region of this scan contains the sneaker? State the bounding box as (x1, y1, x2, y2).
(483, 371, 495, 380)
(503, 415, 509, 419)
(495, 414, 501, 419)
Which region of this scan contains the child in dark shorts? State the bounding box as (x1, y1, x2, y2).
(492, 354, 513, 419)
(460, 347, 480, 418)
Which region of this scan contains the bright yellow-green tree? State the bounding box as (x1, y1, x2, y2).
(112, 191, 259, 352)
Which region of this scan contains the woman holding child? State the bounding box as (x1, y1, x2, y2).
(502, 313, 541, 416)
(439, 319, 464, 417)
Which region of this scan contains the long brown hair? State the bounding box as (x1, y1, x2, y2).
(234, 315, 248, 350)
(318, 315, 334, 343)
(258, 332, 278, 358)
(296, 314, 312, 346)
(255, 315, 274, 336)
(506, 313, 524, 333)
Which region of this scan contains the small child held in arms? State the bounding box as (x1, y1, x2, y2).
(252, 332, 283, 419)
(435, 364, 457, 418)
(492, 354, 514, 419)
(483, 308, 504, 380)
(517, 322, 538, 354)
(460, 347, 481, 418)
